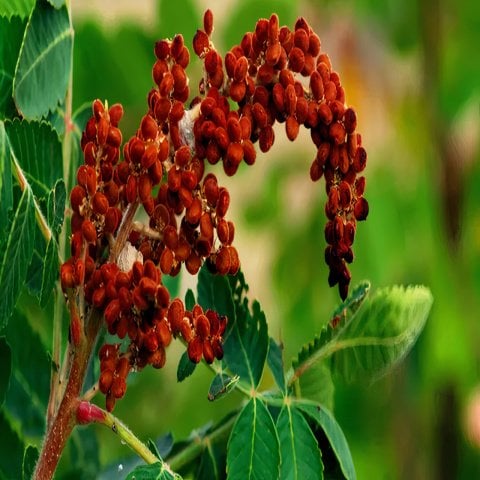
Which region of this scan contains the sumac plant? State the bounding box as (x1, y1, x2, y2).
(0, 2, 433, 479)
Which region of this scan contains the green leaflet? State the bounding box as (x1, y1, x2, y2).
(298, 403, 356, 480)
(267, 337, 286, 393)
(126, 461, 182, 480)
(0, 122, 14, 236)
(13, 1, 73, 119)
(226, 398, 280, 480)
(0, 188, 35, 327)
(177, 351, 196, 382)
(0, 15, 27, 118)
(330, 285, 433, 382)
(276, 405, 323, 480)
(291, 282, 371, 378)
(208, 373, 239, 401)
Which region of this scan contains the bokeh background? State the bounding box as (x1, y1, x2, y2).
(68, 0, 480, 478)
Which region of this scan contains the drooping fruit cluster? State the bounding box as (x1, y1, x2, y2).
(60, 9, 368, 411)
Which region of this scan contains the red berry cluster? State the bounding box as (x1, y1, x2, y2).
(60, 9, 368, 411)
(191, 11, 368, 299)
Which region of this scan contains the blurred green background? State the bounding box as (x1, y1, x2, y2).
(67, 0, 480, 478)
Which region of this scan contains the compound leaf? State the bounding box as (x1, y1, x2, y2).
(13, 1, 73, 119)
(227, 397, 280, 480)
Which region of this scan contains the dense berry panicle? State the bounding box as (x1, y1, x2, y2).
(61, 9, 368, 411)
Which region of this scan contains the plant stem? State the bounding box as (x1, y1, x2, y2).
(34, 310, 102, 479)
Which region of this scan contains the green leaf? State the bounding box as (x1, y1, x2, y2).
(267, 337, 286, 392)
(126, 461, 182, 480)
(197, 265, 235, 321)
(0, 337, 11, 406)
(196, 443, 225, 480)
(276, 404, 323, 480)
(0, 0, 34, 19)
(0, 122, 14, 236)
(5, 119, 63, 200)
(4, 308, 50, 437)
(289, 282, 370, 389)
(13, 1, 73, 119)
(148, 439, 162, 460)
(39, 238, 59, 307)
(47, 0, 65, 8)
(177, 351, 196, 382)
(208, 373, 239, 401)
(298, 403, 356, 480)
(46, 179, 65, 234)
(297, 362, 334, 412)
(0, 16, 27, 118)
(0, 410, 24, 479)
(330, 285, 433, 382)
(185, 288, 195, 311)
(22, 445, 38, 480)
(227, 398, 280, 480)
(223, 299, 268, 388)
(0, 188, 35, 328)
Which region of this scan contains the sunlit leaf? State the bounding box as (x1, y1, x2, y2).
(227, 397, 280, 479)
(276, 404, 323, 479)
(0, 337, 11, 406)
(13, 1, 73, 119)
(298, 403, 356, 480)
(0, 16, 27, 117)
(125, 461, 182, 480)
(331, 285, 433, 382)
(0, 188, 35, 328)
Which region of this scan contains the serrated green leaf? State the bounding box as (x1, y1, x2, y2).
(4, 309, 49, 437)
(0, 410, 24, 479)
(276, 405, 323, 480)
(47, 179, 65, 234)
(22, 445, 38, 480)
(126, 461, 182, 480)
(0, 16, 27, 118)
(330, 285, 433, 382)
(5, 119, 63, 200)
(227, 398, 280, 480)
(0, 187, 35, 328)
(13, 1, 73, 119)
(177, 350, 196, 382)
(208, 373, 239, 401)
(267, 337, 286, 392)
(197, 265, 235, 322)
(223, 299, 268, 388)
(291, 282, 370, 380)
(298, 403, 356, 480)
(0, 337, 11, 406)
(0, 0, 34, 19)
(185, 288, 195, 311)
